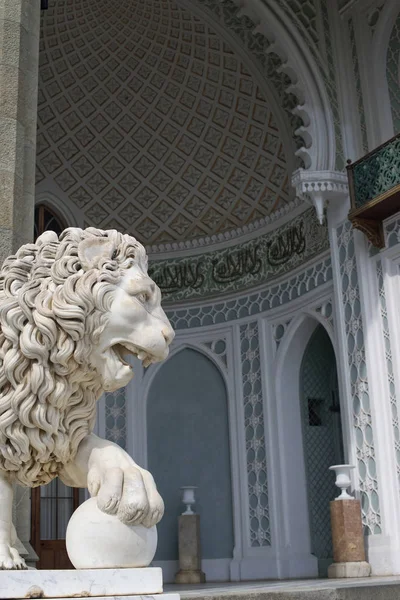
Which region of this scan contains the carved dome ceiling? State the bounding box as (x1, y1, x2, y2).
(36, 0, 301, 251)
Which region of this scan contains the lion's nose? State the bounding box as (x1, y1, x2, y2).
(162, 326, 175, 345)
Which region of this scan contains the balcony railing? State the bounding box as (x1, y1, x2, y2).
(347, 132, 400, 248)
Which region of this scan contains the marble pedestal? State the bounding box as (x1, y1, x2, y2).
(175, 515, 206, 584)
(328, 499, 371, 579)
(0, 566, 179, 600)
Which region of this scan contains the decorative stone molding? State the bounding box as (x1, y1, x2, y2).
(335, 220, 381, 533)
(292, 169, 349, 224)
(146, 198, 303, 257)
(233, 0, 337, 172)
(200, 339, 228, 373)
(165, 254, 333, 330)
(149, 207, 329, 303)
(240, 321, 271, 547)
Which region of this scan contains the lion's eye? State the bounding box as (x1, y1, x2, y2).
(136, 292, 148, 303)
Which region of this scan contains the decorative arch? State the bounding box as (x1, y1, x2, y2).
(35, 191, 81, 230)
(371, 3, 400, 142)
(142, 341, 230, 395)
(134, 336, 245, 581)
(227, 0, 337, 171)
(299, 321, 343, 574)
(276, 309, 337, 370)
(34, 203, 67, 241)
(145, 346, 236, 581)
(137, 340, 235, 473)
(272, 313, 340, 578)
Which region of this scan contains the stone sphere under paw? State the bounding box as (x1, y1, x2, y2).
(66, 497, 157, 569)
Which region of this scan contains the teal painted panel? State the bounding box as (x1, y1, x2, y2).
(147, 349, 234, 561)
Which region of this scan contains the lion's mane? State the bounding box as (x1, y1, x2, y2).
(0, 227, 147, 487)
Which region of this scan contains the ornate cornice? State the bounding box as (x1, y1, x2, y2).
(165, 254, 333, 325)
(292, 169, 349, 224)
(149, 206, 329, 304)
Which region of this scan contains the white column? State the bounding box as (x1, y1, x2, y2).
(354, 233, 400, 574)
(0, 0, 41, 565)
(0, 0, 40, 259)
(328, 196, 400, 575)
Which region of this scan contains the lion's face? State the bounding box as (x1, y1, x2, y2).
(91, 263, 175, 392)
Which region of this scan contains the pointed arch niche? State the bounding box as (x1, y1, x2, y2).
(146, 347, 234, 582)
(272, 313, 344, 578)
(300, 324, 344, 576)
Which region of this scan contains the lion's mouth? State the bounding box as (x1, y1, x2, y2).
(111, 342, 157, 369)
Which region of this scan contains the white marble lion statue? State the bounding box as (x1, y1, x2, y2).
(0, 227, 174, 569)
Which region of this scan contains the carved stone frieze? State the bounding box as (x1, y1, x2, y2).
(292, 169, 349, 224)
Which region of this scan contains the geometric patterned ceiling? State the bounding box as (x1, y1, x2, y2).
(36, 0, 293, 247)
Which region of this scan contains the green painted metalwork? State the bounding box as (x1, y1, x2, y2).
(351, 133, 400, 210)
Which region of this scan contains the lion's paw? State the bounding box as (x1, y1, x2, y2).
(140, 470, 164, 528)
(90, 463, 164, 528)
(115, 466, 165, 528)
(0, 545, 27, 569)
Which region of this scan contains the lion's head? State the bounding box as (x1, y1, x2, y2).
(0, 227, 174, 487)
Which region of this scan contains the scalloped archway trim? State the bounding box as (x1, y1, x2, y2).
(228, 0, 337, 171)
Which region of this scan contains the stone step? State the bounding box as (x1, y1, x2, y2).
(167, 577, 400, 600)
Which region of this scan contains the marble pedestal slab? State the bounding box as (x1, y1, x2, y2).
(175, 515, 205, 584)
(328, 499, 371, 579)
(0, 567, 165, 599)
(330, 499, 366, 562)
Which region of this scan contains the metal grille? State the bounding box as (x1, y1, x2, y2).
(105, 387, 127, 450)
(40, 480, 75, 540)
(301, 325, 344, 563)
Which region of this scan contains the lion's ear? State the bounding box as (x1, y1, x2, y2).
(78, 238, 114, 270)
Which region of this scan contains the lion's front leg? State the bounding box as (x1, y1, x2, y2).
(60, 434, 164, 528)
(0, 473, 26, 569)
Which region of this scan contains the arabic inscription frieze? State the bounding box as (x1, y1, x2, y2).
(148, 208, 329, 302)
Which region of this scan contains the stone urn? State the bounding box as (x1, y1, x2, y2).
(180, 486, 197, 515)
(329, 464, 355, 500)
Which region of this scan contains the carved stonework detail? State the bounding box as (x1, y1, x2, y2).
(37, 0, 299, 249)
(149, 207, 329, 303)
(165, 256, 333, 330)
(292, 169, 349, 224)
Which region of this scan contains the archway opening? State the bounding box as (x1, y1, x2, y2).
(34, 203, 67, 240)
(147, 348, 234, 582)
(300, 324, 344, 577)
